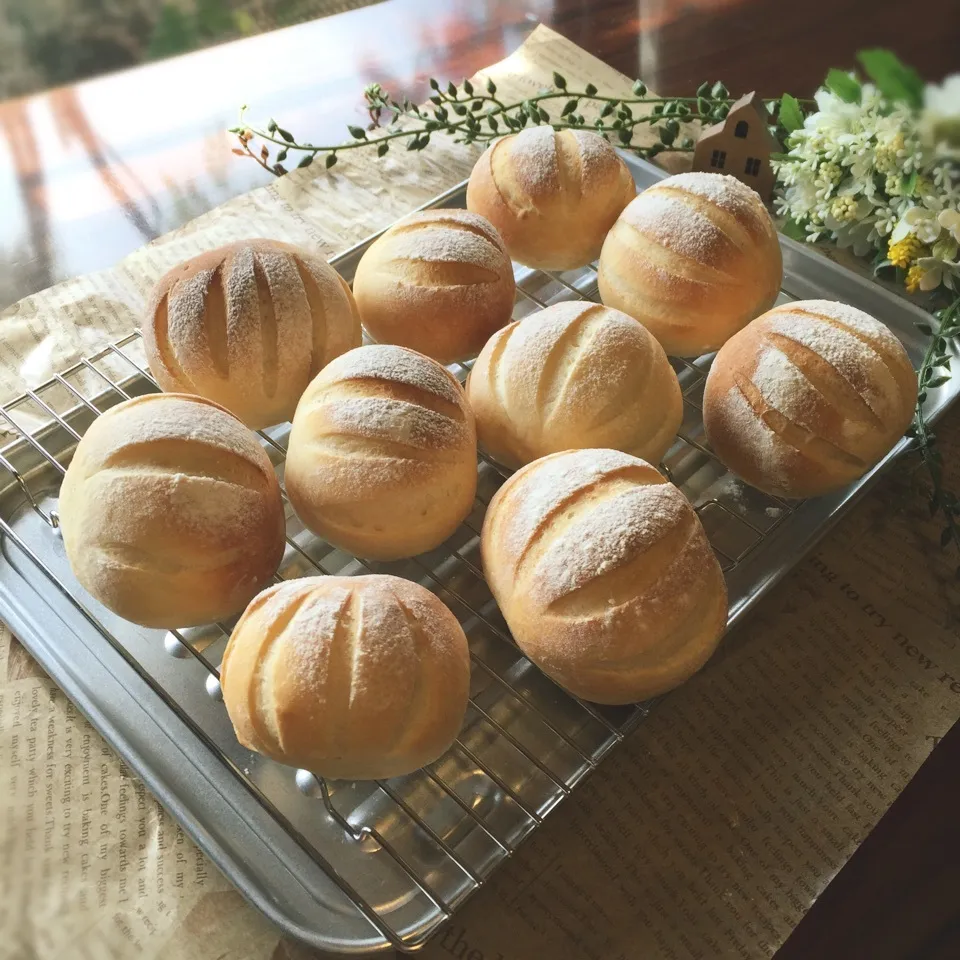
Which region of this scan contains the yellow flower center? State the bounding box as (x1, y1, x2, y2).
(830, 196, 858, 222)
(905, 263, 925, 293)
(887, 234, 926, 268)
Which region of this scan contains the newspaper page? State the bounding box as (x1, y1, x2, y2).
(1, 23, 958, 960)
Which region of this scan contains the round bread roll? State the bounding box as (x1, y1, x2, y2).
(285, 345, 477, 560)
(142, 239, 361, 429)
(220, 575, 471, 779)
(598, 172, 782, 356)
(351, 209, 515, 364)
(466, 302, 682, 469)
(482, 449, 727, 704)
(702, 299, 916, 498)
(58, 393, 285, 628)
(466, 127, 636, 270)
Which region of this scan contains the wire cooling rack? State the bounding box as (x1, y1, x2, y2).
(0, 155, 941, 953)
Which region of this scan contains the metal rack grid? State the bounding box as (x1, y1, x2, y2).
(0, 250, 802, 950)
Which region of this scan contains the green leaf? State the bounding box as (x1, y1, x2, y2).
(297, 154, 314, 169)
(857, 49, 924, 109)
(779, 93, 804, 133)
(711, 81, 728, 99)
(486, 78, 497, 95)
(618, 127, 632, 145)
(434, 106, 448, 122)
(463, 78, 474, 96)
(697, 97, 710, 117)
(561, 99, 578, 116)
(600, 102, 615, 118)
(377, 142, 389, 157)
(632, 80, 647, 96)
(902, 169, 919, 196)
(553, 72, 567, 89)
(429, 78, 440, 91)
(825, 69, 862, 103)
(447, 81, 458, 97)
(585, 83, 598, 97)
(471, 100, 483, 111)
(347, 125, 366, 140)
(277, 127, 294, 143)
(781, 218, 807, 241)
(324, 153, 337, 168)
(696, 81, 710, 98)
(453, 104, 467, 116)
(276, 148, 287, 163)
(267, 120, 278, 133)
(538, 107, 550, 122)
(487, 115, 499, 132)
(927, 376, 951, 388)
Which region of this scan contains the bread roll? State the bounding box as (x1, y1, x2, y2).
(482, 449, 727, 704)
(285, 345, 477, 559)
(598, 172, 782, 356)
(221, 575, 470, 779)
(351, 210, 515, 364)
(702, 300, 916, 498)
(143, 239, 361, 429)
(466, 302, 682, 469)
(466, 128, 636, 270)
(58, 394, 285, 628)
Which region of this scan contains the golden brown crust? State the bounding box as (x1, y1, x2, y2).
(58, 393, 285, 628)
(142, 239, 361, 429)
(481, 449, 727, 704)
(351, 209, 515, 364)
(220, 575, 470, 779)
(285, 345, 477, 560)
(597, 172, 782, 356)
(702, 300, 917, 497)
(466, 302, 682, 469)
(466, 128, 636, 270)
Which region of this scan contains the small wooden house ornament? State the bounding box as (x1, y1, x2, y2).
(692, 92, 780, 200)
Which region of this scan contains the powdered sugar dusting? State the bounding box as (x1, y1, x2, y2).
(404, 209, 505, 248)
(508, 126, 559, 194)
(622, 190, 732, 261)
(323, 345, 463, 407)
(533, 483, 688, 603)
(384, 226, 505, 272)
(99, 395, 268, 470)
(768, 308, 901, 418)
(661, 171, 762, 218)
(751, 346, 818, 421)
(791, 299, 903, 351)
(504, 449, 654, 559)
(315, 396, 465, 450)
(720, 386, 785, 478)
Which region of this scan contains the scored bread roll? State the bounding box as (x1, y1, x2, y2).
(58, 393, 285, 628)
(351, 209, 515, 364)
(466, 301, 682, 469)
(143, 239, 361, 429)
(598, 172, 782, 356)
(482, 449, 727, 704)
(702, 299, 916, 498)
(285, 344, 477, 559)
(466, 127, 636, 270)
(220, 575, 471, 779)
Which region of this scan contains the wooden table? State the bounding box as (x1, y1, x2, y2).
(2, 2, 958, 957)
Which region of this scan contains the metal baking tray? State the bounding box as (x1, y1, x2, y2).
(0, 155, 953, 954)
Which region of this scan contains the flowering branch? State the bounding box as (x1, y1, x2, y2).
(229, 75, 808, 176)
(908, 296, 960, 568)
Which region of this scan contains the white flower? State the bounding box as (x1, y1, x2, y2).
(891, 197, 945, 244)
(915, 255, 960, 291)
(939, 208, 960, 242)
(919, 74, 960, 157)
